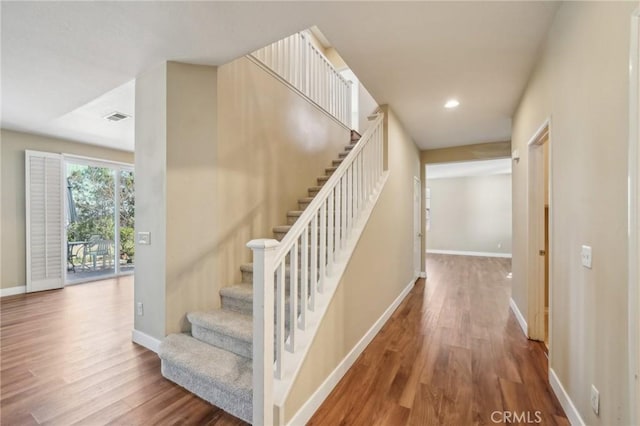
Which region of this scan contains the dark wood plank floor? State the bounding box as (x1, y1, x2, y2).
(309, 254, 569, 426)
(0, 277, 243, 426)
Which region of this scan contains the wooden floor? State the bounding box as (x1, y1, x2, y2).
(309, 254, 568, 426)
(1, 255, 568, 425)
(0, 277, 242, 426)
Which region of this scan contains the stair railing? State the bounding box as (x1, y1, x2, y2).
(250, 31, 352, 128)
(248, 113, 384, 425)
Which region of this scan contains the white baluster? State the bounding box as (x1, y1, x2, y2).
(310, 214, 318, 310)
(275, 261, 285, 379)
(319, 201, 327, 292)
(334, 177, 341, 253)
(341, 175, 347, 249)
(327, 187, 334, 271)
(300, 225, 308, 330)
(288, 242, 298, 352)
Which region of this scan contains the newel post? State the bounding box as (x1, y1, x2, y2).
(247, 239, 279, 426)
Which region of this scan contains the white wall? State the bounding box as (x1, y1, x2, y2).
(426, 173, 512, 255)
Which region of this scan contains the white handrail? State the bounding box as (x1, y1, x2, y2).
(250, 31, 352, 127)
(248, 113, 385, 425)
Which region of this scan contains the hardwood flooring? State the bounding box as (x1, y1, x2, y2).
(0, 277, 242, 426)
(1, 255, 568, 425)
(309, 254, 569, 426)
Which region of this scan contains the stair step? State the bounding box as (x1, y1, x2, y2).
(188, 310, 253, 359)
(332, 159, 344, 166)
(308, 186, 322, 197)
(317, 176, 329, 185)
(325, 167, 337, 175)
(273, 225, 291, 241)
(287, 210, 303, 225)
(338, 152, 348, 159)
(159, 333, 252, 423)
(345, 145, 354, 151)
(298, 197, 314, 209)
(220, 284, 254, 314)
(351, 129, 362, 142)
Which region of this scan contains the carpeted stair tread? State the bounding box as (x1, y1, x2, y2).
(332, 159, 344, 166)
(273, 225, 292, 233)
(299, 196, 315, 203)
(219, 283, 254, 301)
(240, 263, 291, 277)
(159, 334, 252, 422)
(188, 310, 252, 344)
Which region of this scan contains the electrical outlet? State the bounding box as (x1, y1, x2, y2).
(581, 245, 592, 269)
(591, 385, 599, 416)
(136, 302, 144, 316)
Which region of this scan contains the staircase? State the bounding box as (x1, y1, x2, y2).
(158, 130, 362, 424)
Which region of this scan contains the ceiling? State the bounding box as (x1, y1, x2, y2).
(426, 158, 512, 180)
(1, 2, 559, 152)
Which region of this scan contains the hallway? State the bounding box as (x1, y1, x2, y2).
(309, 254, 568, 425)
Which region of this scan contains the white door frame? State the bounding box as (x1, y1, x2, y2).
(527, 118, 552, 343)
(413, 176, 424, 279)
(63, 155, 134, 285)
(628, 7, 640, 425)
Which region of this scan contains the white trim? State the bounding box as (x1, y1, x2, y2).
(629, 7, 640, 426)
(426, 249, 512, 258)
(131, 329, 161, 353)
(527, 118, 551, 147)
(549, 368, 585, 426)
(0, 285, 26, 297)
(287, 278, 416, 426)
(63, 153, 133, 169)
(418, 271, 426, 278)
(509, 298, 528, 336)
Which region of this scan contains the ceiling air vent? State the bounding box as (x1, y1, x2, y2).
(104, 111, 130, 122)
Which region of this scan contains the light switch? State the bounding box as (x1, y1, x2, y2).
(581, 245, 592, 269)
(138, 232, 151, 245)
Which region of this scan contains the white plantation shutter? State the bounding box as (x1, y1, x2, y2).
(26, 151, 64, 292)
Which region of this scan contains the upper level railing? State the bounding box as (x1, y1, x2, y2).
(248, 113, 385, 425)
(250, 31, 352, 128)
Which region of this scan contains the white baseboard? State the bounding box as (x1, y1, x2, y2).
(509, 298, 528, 337)
(427, 249, 512, 258)
(418, 271, 426, 278)
(132, 329, 162, 353)
(287, 278, 416, 426)
(0, 285, 26, 297)
(549, 368, 585, 426)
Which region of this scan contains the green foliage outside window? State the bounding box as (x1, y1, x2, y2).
(66, 165, 135, 263)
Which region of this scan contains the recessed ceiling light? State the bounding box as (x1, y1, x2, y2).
(444, 99, 460, 109)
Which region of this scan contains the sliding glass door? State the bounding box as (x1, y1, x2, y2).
(65, 159, 134, 284)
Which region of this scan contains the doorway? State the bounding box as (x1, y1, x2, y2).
(64, 158, 135, 285)
(527, 121, 551, 348)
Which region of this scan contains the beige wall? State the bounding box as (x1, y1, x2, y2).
(134, 57, 350, 337)
(0, 129, 133, 290)
(511, 2, 635, 424)
(283, 106, 420, 421)
(426, 174, 512, 255)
